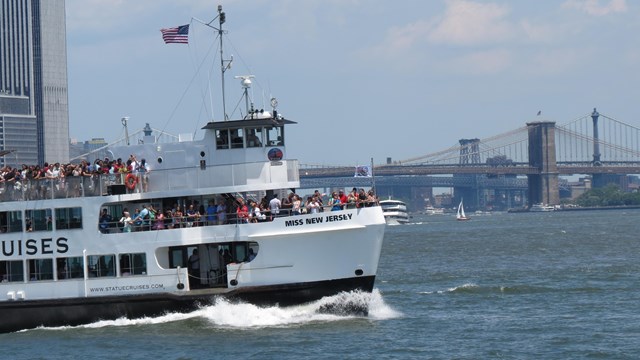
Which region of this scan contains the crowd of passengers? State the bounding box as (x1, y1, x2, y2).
(99, 188, 379, 233)
(0, 155, 150, 199)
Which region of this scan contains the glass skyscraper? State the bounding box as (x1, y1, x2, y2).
(0, 0, 69, 167)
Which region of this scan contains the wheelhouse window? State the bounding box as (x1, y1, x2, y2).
(25, 209, 52, 232)
(0, 260, 24, 282)
(28, 258, 54, 281)
(55, 207, 83, 230)
(245, 127, 263, 147)
(266, 126, 284, 146)
(216, 129, 230, 149)
(230, 128, 244, 148)
(88, 254, 115, 278)
(57, 256, 84, 280)
(120, 253, 147, 276)
(0, 210, 22, 233)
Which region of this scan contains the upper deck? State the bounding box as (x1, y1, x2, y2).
(0, 114, 300, 206)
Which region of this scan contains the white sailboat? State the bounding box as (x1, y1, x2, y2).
(456, 199, 470, 221)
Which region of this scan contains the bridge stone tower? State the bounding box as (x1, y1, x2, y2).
(527, 121, 559, 206)
(454, 138, 481, 208)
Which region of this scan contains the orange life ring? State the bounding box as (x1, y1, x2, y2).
(125, 173, 138, 190)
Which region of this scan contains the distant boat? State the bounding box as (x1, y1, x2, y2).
(424, 205, 445, 215)
(456, 200, 471, 221)
(529, 203, 555, 212)
(379, 198, 409, 225)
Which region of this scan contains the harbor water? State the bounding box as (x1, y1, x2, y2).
(2, 209, 639, 359)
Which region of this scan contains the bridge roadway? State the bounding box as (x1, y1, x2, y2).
(298, 162, 640, 189)
(300, 162, 640, 178)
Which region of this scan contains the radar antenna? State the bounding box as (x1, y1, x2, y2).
(234, 75, 255, 117)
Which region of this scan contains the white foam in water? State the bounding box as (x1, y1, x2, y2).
(35, 289, 399, 331)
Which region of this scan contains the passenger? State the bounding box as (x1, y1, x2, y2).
(222, 249, 233, 265)
(306, 196, 320, 214)
(99, 208, 112, 234)
(173, 206, 184, 228)
(216, 200, 226, 225)
(236, 197, 250, 223)
(119, 211, 133, 232)
(269, 194, 281, 220)
(133, 205, 151, 231)
(346, 191, 357, 209)
(338, 189, 348, 209)
(137, 158, 150, 192)
(329, 192, 342, 211)
(249, 200, 266, 222)
(186, 204, 199, 227)
(357, 188, 367, 208)
(292, 194, 302, 215)
(188, 249, 200, 289)
(314, 190, 325, 212)
(206, 200, 217, 225)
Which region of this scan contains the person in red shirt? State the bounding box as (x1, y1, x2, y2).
(338, 189, 348, 209)
(236, 197, 250, 223)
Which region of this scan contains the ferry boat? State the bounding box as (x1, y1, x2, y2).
(379, 198, 409, 225)
(0, 6, 386, 333)
(529, 203, 556, 212)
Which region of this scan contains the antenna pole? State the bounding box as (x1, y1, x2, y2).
(121, 117, 130, 146)
(217, 5, 228, 120)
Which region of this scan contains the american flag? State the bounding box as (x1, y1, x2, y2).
(161, 24, 189, 44)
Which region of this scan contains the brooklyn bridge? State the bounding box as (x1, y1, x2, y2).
(299, 109, 640, 211)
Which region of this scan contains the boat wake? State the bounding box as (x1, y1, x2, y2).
(34, 289, 398, 332)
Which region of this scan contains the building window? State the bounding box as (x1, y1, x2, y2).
(0, 260, 24, 282)
(55, 207, 82, 229)
(56, 256, 84, 280)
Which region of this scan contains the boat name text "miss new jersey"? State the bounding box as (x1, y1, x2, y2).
(284, 213, 352, 227)
(1, 237, 69, 257)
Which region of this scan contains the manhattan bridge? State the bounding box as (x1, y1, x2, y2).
(299, 109, 640, 211)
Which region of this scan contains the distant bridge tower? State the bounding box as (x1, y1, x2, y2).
(592, 108, 601, 165)
(527, 121, 559, 206)
(458, 138, 481, 164)
(455, 138, 481, 208)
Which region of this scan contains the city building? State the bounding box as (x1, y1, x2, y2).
(0, 0, 69, 167)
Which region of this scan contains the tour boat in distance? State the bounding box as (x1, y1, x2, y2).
(529, 203, 556, 212)
(456, 199, 470, 221)
(379, 198, 409, 225)
(0, 6, 386, 333)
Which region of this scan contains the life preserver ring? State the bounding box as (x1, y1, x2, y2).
(125, 173, 138, 190)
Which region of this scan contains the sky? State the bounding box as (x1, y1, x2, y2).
(65, 0, 640, 166)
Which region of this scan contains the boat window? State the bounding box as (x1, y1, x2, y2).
(266, 126, 284, 146)
(216, 129, 230, 149)
(120, 253, 147, 276)
(55, 207, 83, 230)
(25, 209, 52, 232)
(230, 128, 244, 148)
(245, 127, 263, 147)
(87, 254, 115, 278)
(56, 256, 84, 280)
(0, 210, 22, 233)
(28, 258, 54, 281)
(0, 260, 24, 282)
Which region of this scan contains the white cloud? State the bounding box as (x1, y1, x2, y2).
(562, 0, 628, 16)
(428, 0, 514, 45)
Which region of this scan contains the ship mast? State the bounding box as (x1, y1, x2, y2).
(207, 5, 232, 121)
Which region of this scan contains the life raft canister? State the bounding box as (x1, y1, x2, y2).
(125, 173, 138, 190)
